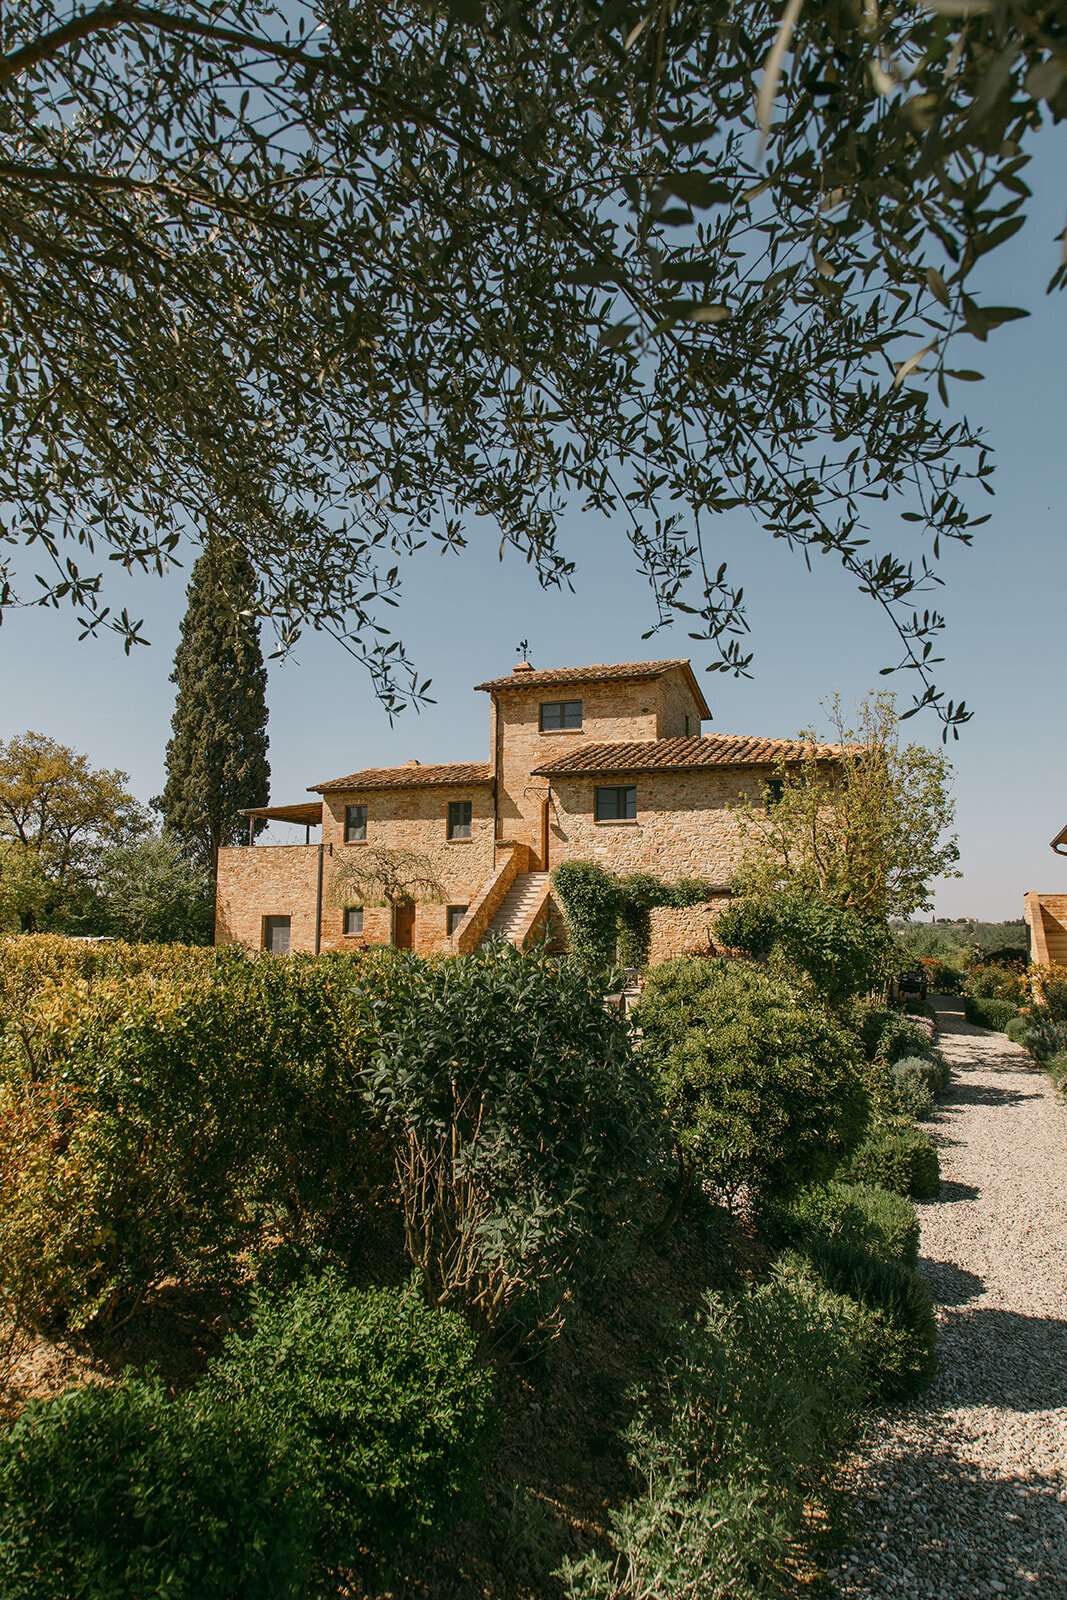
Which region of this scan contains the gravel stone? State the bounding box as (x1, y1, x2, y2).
(826, 998, 1067, 1600)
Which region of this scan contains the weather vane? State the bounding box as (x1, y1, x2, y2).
(516, 638, 531, 663)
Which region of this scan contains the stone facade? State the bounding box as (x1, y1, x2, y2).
(215, 658, 826, 960)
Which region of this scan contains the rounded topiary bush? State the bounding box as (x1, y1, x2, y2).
(963, 996, 1022, 1033)
(889, 1060, 934, 1121)
(633, 958, 868, 1206)
(1004, 1013, 1030, 1045)
(788, 1240, 938, 1401)
(205, 1272, 497, 1563)
(768, 1180, 919, 1270)
(837, 1123, 940, 1201)
(0, 1377, 311, 1600)
(858, 1008, 930, 1066)
(894, 1053, 950, 1096)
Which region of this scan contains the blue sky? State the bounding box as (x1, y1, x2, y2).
(2, 135, 1064, 922)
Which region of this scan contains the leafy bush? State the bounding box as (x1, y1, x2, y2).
(857, 1007, 931, 1065)
(963, 962, 1028, 1006)
(207, 1273, 496, 1561)
(1044, 1052, 1067, 1088)
(0, 1376, 312, 1600)
(919, 958, 961, 994)
(1023, 1013, 1067, 1064)
(972, 946, 1030, 971)
(549, 861, 620, 968)
(559, 1260, 868, 1600)
(1037, 978, 1067, 1022)
(890, 1059, 934, 1120)
(767, 1180, 920, 1270)
(716, 892, 889, 1008)
(787, 1239, 938, 1401)
(614, 874, 712, 968)
(367, 942, 658, 1331)
(963, 995, 1022, 1032)
(894, 1052, 950, 1095)
(837, 1122, 940, 1201)
(1004, 1013, 1030, 1045)
(0, 941, 392, 1330)
(634, 959, 868, 1207)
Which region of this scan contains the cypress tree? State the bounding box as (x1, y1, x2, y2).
(161, 538, 270, 872)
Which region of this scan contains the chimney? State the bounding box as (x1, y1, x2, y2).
(512, 661, 534, 674)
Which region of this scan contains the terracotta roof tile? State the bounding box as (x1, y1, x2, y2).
(532, 736, 847, 777)
(475, 659, 692, 692)
(312, 762, 492, 793)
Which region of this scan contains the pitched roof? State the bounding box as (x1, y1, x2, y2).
(474, 658, 712, 719)
(311, 761, 492, 794)
(532, 735, 847, 777)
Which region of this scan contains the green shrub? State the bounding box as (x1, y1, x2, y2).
(963, 962, 1028, 1005)
(890, 1059, 934, 1120)
(558, 1259, 868, 1600)
(1044, 1051, 1067, 1088)
(894, 1052, 950, 1095)
(788, 1239, 938, 1401)
(0, 1376, 312, 1600)
(207, 1273, 496, 1562)
(857, 1007, 930, 1065)
(1039, 979, 1067, 1022)
(837, 1122, 940, 1201)
(1024, 1013, 1067, 1064)
(1004, 1013, 1030, 1045)
(767, 1180, 920, 1270)
(919, 958, 961, 994)
(367, 942, 658, 1331)
(963, 995, 1021, 1032)
(716, 892, 890, 1008)
(634, 958, 868, 1207)
(0, 947, 391, 1330)
(550, 861, 620, 968)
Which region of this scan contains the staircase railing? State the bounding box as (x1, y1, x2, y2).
(450, 842, 533, 954)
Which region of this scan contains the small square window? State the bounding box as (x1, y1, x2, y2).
(447, 800, 472, 839)
(595, 785, 637, 821)
(447, 905, 468, 935)
(263, 915, 290, 955)
(345, 804, 367, 843)
(764, 778, 784, 810)
(343, 907, 364, 936)
(539, 700, 582, 731)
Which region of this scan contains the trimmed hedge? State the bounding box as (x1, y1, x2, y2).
(767, 1180, 920, 1270)
(206, 1273, 497, 1562)
(0, 1377, 312, 1600)
(837, 1123, 941, 1201)
(963, 995, 1022, 1032)
(1004, 1013, 1030, 1045)
(784, 1240, 938, 1401)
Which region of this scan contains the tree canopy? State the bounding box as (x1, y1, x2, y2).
(2, 2, 1063, 726)
(0, 731, 146, 929)
(159, 536, 271, 872)
(731, 692, 961, 922)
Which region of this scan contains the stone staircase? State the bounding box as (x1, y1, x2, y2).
(482, 871, 551, 948)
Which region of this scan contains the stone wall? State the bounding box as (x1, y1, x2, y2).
(648, 899, 732, 963)
(490, 667, 705, 866)
(319, 781, 495, 955)
(545, 765, 772, 882)
(215, 844, 322, 951)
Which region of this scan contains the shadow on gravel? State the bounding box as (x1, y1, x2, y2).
(946, 1082, 1040, 1108)
(920, 1259, 984, 1305)
(936, 1180, 980, 1203)
(935, 1307, 1067, 1412)
(833, 1450, 1067, 1599)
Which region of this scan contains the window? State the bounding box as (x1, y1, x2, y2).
(344, 804, 367, 843)
(447, 905, 468, 935)
(684, 714, 691, 737)
(263, 915, 290, 955)
(595, 785, 637, 821)
(343, 907, 364, 937)
(539, 700, 582, 731)
(765, 778, 784, 810)
(447, 800, 472, 839)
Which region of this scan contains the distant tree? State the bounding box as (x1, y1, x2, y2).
(733, 694, 961, 925)
(92, 835, 214, 945)
(159, 538, 270, 873)
(0, 732, 146, 931)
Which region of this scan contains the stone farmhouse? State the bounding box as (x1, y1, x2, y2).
(215, 657, 843, 961)
(1024, 821, 1067, 968)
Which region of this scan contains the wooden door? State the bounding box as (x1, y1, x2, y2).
(394, 902, 416, 950)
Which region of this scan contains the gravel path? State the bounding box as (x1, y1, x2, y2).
(827, 999, 1067, 1600)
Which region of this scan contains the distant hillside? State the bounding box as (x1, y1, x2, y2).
(891, 920, 1028, 963)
